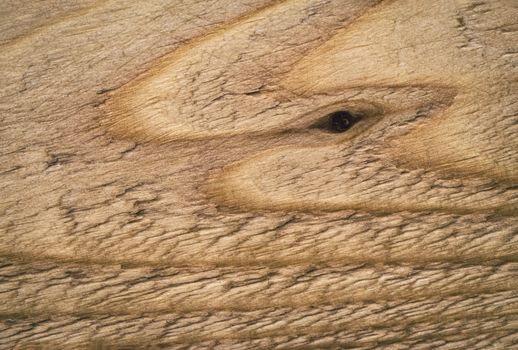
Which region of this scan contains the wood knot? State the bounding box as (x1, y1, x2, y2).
(327, 111, 358, 133)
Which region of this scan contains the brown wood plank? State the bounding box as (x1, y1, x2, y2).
(0, 0, 517, 349)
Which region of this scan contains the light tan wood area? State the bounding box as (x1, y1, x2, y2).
(1, 0, 517, 349)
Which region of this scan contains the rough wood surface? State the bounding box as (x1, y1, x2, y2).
(0, 0, 517, 349)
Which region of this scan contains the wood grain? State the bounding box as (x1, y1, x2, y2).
(0, 0, 517, 349)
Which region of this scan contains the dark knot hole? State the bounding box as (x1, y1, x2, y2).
(327, 111, 358, 133)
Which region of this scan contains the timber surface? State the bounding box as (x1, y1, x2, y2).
(0, 0, 517, 349)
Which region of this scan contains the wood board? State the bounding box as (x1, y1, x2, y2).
(0, 0, 517, 348)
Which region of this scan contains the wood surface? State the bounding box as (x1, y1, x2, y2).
(0, 0, 517, 349)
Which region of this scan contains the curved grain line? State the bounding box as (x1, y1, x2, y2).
(0, 0, 110, 49)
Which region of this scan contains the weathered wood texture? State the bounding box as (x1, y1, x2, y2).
(0, 0, 517, 349)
